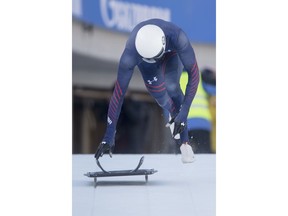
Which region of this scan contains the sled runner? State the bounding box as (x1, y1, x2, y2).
(84, 156, 157, 186)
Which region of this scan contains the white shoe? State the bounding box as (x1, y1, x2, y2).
(180, 143, 195, 163)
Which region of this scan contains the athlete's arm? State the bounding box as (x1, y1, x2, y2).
(102, 48, 136, 145)
(174, 30, 200, 123)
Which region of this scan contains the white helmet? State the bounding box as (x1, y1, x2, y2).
(135, 24, 166, 61)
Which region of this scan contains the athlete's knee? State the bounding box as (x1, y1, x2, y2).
(155, 97, 169, 108)
(166, 82, 178, 93)
(167, 85, 183, 99)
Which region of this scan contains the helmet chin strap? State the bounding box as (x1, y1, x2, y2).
(142, 46, 166, 64)
(142, 58, 157, 63)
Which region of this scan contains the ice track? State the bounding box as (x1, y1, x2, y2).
(73, 154, 216, 216)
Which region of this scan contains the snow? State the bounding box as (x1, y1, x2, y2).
(73, 154, 216, 216)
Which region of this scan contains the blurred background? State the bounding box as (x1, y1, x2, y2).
(72, 0, 216, 154)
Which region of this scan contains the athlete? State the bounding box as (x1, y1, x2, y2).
(95, 19, 199, 163)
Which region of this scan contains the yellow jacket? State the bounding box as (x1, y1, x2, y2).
(180, 72, 212, 122)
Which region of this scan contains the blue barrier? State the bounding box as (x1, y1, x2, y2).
(73, 0, 215, 43)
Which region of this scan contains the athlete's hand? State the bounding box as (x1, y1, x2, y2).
(173, 121, 186, 137)
(94, 142, 114, 160)
(166, 117, 186, 138)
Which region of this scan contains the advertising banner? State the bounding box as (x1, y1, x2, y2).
(73, 0, 215, 43)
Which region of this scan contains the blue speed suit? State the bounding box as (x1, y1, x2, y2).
(103, 19, 199, 146)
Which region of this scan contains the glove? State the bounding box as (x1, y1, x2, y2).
(94, 142, 114, 160)
(166, 116, 186, 138)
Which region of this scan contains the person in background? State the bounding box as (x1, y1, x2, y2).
(95, 18, 200, 163)
(209, 83, 216, 153)
(180, 68, 216, 153)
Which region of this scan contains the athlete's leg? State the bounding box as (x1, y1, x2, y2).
(161, 52, 190, 144)
(161, 52, 184, 111)
(139, 59, 194, 162)
(138, 62, 176, 115)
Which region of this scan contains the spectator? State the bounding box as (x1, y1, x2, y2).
(179, 68, 216, 153)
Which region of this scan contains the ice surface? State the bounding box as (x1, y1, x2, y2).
(73, 154, 216, 216)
